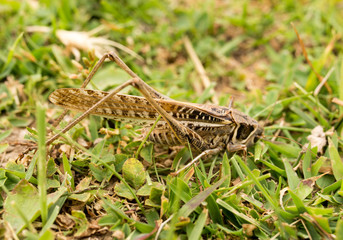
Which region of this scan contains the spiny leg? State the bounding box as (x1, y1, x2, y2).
(48, 52, 168, 145)
(51, 52, 170, 129)
(51, 53, 114, 128)
(107, 52, 171, 100)
(46, 78, 136, 145)
(104, 54, 217, 156)
(48, 52, 217, 165)
(130, 77, 212, 152)
(105, 54, 218, 153)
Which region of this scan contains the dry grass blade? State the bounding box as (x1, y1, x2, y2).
(184, 36, 218, 104)
(314, 67, 334, 96)
(26, 26, 143, 61)
(291, 23, 332, 94)
(332, 97, 343, 106)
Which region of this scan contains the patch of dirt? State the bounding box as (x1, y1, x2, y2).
(0, 128, 34, 167)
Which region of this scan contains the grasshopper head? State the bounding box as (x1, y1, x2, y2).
(229, 109, 264, 148)
(234, 122, 263, 147)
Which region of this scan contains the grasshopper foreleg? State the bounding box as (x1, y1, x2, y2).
(171, 147, 222, 176)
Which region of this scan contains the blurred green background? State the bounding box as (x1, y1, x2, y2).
(1, 0, 343, 239)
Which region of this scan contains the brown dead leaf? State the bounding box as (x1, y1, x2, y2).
(56, 214, 75, 230)
(242, 223, 257, 237)
(0, 128, 33, 165)
(112, 230, 125, 240)
(59, 144, 72, 157)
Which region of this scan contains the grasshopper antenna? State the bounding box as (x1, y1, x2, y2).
(228, 96, 234, 109)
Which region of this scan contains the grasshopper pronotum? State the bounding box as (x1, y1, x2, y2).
(48, 52, 263, 173)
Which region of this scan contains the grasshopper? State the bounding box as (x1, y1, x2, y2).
(48, 52, 263, 172)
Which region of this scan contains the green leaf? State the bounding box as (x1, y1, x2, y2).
(172, 148, 191, 169)
(47, 179, 60, 189)
(0, 129, 12, 141)
(302, 146, 312, 179)
(0, 143, 8, 154)
(0, 169, 8, 188)
(46, 158, 57, 177)
(1, 167, 38, 185)
(289, 105, 317, 127)
(293, 180, 314, 200)
(206, 194, 223, 224)
(39, 229, 55, 240)
(137, 182, 164, 197)
(336, 218, 343, 239)
(149, 186, 163, 205)
(102, 198, 153, 233)
(328, 138, 343, 180)
(139, 142, 154, 164)
(289, 190, 307, 214)
(170, 177, 192, 203)
(312, 215, 331, 234)
(113, 154, 128, 172)
(3, 180, 65, 233)
(311, 156, 327, 176)
(217, 198, 270, 234)
(220, 152, 231, 188)
(265, 141, 300, 158)
(114, 182, 135, 200)
(178, 178, 224, 218)
(0, 32, 23, 78)
(188, 209, 208, 240)
(89, 163, 113, 182)
(283, 158, 300, 190)
(69, 177, 92, 202)
(122, 158, 146, 190)
(62, 153, 74, 189)
(71, 210, 89, 237)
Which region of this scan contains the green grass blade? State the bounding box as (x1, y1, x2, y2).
(36, 103, 47, 225)
(0, 32, 23, 78)
(178, 178, 224, 218)
(302, 146, 312, 179)
(283, 158, 300, 190)
(328, 138, 343, 181)
(62, 152, 74, 190)
(217, 199, 270, 234)
(188, 209, 208, 240)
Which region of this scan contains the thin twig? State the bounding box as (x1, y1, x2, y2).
(291, 23, 332, 94)
(271, 119, 284, 141)
(183, 36, 218, 104)
(155, 215, 173, 240)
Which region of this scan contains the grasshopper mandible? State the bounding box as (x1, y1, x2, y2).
(48, 52, 263, 171)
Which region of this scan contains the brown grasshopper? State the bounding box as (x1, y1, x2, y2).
(48, 52, 263, 172)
